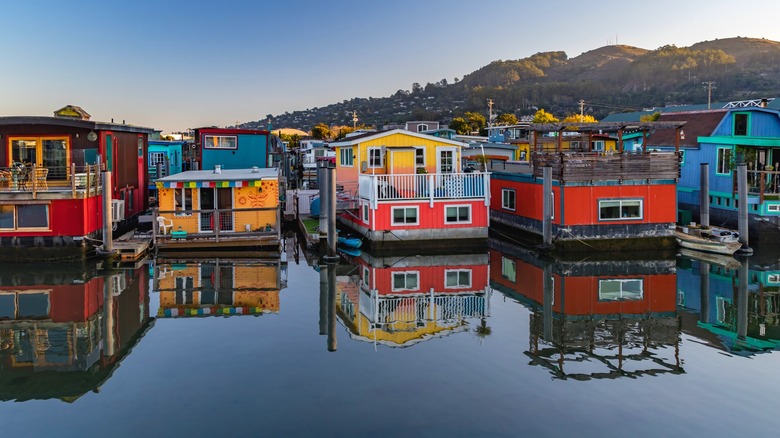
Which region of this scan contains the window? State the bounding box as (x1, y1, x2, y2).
(174, 188, 193, 215)
(439, 149, 455, 173)
(599, 199, 642, 221)
(175, 277, 194, 304)
(716, 148, 732, 174)
(204, 135, 237, 149)
(592, 140, 605, 151)
(598, 279, 643, 301)
(368, 147, 383, 168)
(340, 147, 353, 166)
(0, 291, 51, 319)
(734, 113, 748, 136)
(445, 205, 471, 223)
(768, 204, 780, 213)
(362, 203, 370, 223)
(149, 152, 166, 166)
(392, 206, 418, 225)
(501, 257, 516, 282)
(417, 124, 428, 132)
(445, 269, 472, 288)
(570, 141, 581, 150)
(415, 147, 426, 167)
(362, 267, 371, 289)
(0, 204, 49, 230)
(392, 271, 419, 291)
(502, 189, 516, 210)
(9, 136, 69, 182)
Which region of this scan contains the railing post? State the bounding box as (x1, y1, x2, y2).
(214, 209, 220, 242)
(31, 163, 37, 199)
(71, 163, 77, 199)
(429, 174, 434, 207)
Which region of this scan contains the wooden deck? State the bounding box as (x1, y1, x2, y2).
(155, 232, 281, 253)
(531, 152, 680, 183)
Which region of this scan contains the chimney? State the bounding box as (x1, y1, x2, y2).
(760, 98, 769, 108)
(213, 164, 222, 174)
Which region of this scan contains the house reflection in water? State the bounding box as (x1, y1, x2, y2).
(335, 250, 491, 348)
(0, 262, 151, 402)
(154, 258, 285, 318)
(490, 239, 683, 380)
(677, 254, 780, 355)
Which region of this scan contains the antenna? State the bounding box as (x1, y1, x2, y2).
(579, 99, 585, 122)
(352, 111, 358, 129)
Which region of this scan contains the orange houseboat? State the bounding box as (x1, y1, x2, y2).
(335, 250, 491, 348)
(0, 262, 151, 401)
(0, 106, 154, 260)
(489, 239, 682, 380)
(488, 122, 685, 251)
(331, 129, 490, 247)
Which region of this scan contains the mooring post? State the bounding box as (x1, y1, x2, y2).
(317, 160, 328, 241)
(699, 261, 710, 324)
(156, 161, 162, 180)
(737, 256, 749, 341)
(327, 261, 338, 352)
(736, 163, 752, 254)
(319, 262, 328, 336)
(700, 163, 710, 228)
(542, 166, 553, 246)
(102, 170, 113, 254)
(542, 262, 553, 342)
(326, 162, 338, 260)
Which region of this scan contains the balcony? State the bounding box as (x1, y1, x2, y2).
(358, 172, 490, 207)
(0, 164, 102, 200)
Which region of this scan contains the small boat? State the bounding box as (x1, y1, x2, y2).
(674, 224, 742, 255)
(338, 235, 363, 249)
(678, 248, 741, 270)
(337, 246, 361, 257)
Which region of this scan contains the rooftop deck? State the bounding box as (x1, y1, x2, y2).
(0, 164, 102, 199)
(358, 172, 490, 207)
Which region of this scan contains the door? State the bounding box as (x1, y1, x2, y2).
(199, 188, 215, 232)
(217, 188, 233, 232)
(199, 187, 233, 232)
(436, 147, 457, 186)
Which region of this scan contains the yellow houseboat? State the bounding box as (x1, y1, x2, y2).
(153, 166, 281, 253)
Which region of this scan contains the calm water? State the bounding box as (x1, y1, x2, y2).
(0, 237, 778, 437)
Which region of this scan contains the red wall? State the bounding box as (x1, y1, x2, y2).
(367, 263, 490, 295)
(370, 200, 489, 231)
(0, 196, 103, 237)
(2, 277, 104, 323)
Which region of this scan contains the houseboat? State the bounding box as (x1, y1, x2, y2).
(0, 262, 151, 401)
(331, 129, 491, 248)
(488, 121, 685, 251)
(489, 238, 682, 380)
(153, 167, 281, 253)
(334, 249, 491, 348)
(188, 127, 284, 171)
(148, 138, 187, 204)
(0, 106, 154, 261)
(153, 257, 284, 317)
(643, 102, 780, 243)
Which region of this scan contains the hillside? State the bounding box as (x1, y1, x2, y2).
(240, 37, 780, 133)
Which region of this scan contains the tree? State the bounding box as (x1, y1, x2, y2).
(532, 109, 559, 123)
(464, 111, 487, 134)
(495, 113, 519, 125)
(449, 117, 470, 134)
(562, 114, 598, 123)
(640, 111, 661, 122)
(311, 123, 331, 140)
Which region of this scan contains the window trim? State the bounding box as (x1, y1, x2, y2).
(391, 271, 420, 292)
(391, 206, 419, 226)
(174, 188, 193, 216)
(368, 147, 383, 168)
(501, 257, 516, 282)
(445, 204, 472, 224)
(7, 136, 71, 182)
(733, 112, 749, 136)
(444, 269, 472, 289)
(501, 188, 516, 211)
(716, 147, 733, 175)
(598, 198, 643, 221)
(339, 147, 354, 167)
(203, 135, 237, 150)
(0, 203, 51, 231)
(598, 278, 644, 301)
(415, 147, 426, 168)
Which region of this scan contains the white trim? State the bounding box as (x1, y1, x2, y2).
(444, 269, 472, 289)
(330, 128, 467, 148)
(368, 147, 383, 168)
(501, 188, 516, 211)
(203, 135, 237, 149)
(391, 271, 420, 292)
(598, 198, 643, 221)
(391, 205, 419, 226)
(598, 278, 643, 301)
(444, 204, 472, 224)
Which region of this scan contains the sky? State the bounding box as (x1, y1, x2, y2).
(2, 0, 780, 133)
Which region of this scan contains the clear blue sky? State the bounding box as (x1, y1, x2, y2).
(2, 0, 779, 133)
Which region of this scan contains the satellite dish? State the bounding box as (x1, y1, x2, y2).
(87, 131, 97, 142)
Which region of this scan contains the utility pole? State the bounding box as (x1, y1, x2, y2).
(703, 81, 716, 109)
(352, 111, 358, 130)
(579, 99, 585, 122)
(487, 98, 494, 127)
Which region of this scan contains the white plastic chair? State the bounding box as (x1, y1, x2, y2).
(157, 216, 173, 235)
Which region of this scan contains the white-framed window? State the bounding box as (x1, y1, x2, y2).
(149, 152, 166, 166)
(599, 199, 642, 221)
(502, 189, 516, 211)
(417, 124, 428, 132)
(368, 147, 383, 168)
(174, 188, 193, 216)
(767, 274, 779, 284)
(716, 147, 732, 175)
(392, 206, 418, 225)
(203, 135, 237, 149)
(362, 266, 371, 289)
(340, 147, 353, 167)
(362, 203, 370, 223)
(599, 278, 643, 301)
(445, 205, 471, 224)
(767, 204, 780, 213)
(392, 271, 419, 291)
(415, 147, 426, 167)
(445, 269, 472, 289)
(0, 204, 50, 230)
(501, 257, 516, 282)
(0, 290, 51, 319)
(592, 140, 605, 151)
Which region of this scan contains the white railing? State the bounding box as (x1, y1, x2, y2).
(358, 172, 489, 205)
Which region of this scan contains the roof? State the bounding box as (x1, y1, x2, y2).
(194, 127, 270, 135)
(646, 110, 728, 147)
(528, 121, 686, 132)
(330, 128, 466, 147)
(157, 167, 278, 182)
(54, 105, 91, 120)
(0, 116, 155, 134)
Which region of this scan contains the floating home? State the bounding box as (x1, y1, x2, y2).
(331, 129, 490, 247)
(335, 250, 491, 348)
(0, 106, 154, 260)
(488, 122, 685, 251)
(153, 258, 283, 317)
(153, 167, 281, 252)
(188, 127, 284, 171)
(489, 239, 682, 380)
(148, 138, 187, 204)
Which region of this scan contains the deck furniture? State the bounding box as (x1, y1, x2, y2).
(34, 167, 48, 190)
(0, 170, 10, 188)
(157, 216, 173, 235)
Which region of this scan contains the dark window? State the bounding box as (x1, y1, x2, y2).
(734, 113, 748, 136)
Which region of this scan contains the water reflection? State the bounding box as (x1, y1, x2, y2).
(677, 252, 780, 355)
(490, 239, 684, 380)
(331, 250, 491, 349)
(153, 257, 286, 318)
(0, 261, 151, 402)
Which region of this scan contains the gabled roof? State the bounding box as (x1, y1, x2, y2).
(54, 105, 91, 120)
(646, 110, 727, 147)
(330, 128, 466, 147)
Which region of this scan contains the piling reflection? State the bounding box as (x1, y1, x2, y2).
(0, 262, 151, 402)
(677, 252, 780, 355)
(490, 239, 683, 380)
(153, 257, 286, 318)
(331, 249, 491, 348)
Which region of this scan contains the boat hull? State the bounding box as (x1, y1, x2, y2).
(674, 231, 742, 255)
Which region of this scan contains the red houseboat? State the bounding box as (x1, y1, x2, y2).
(0, 106, 154, 260)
